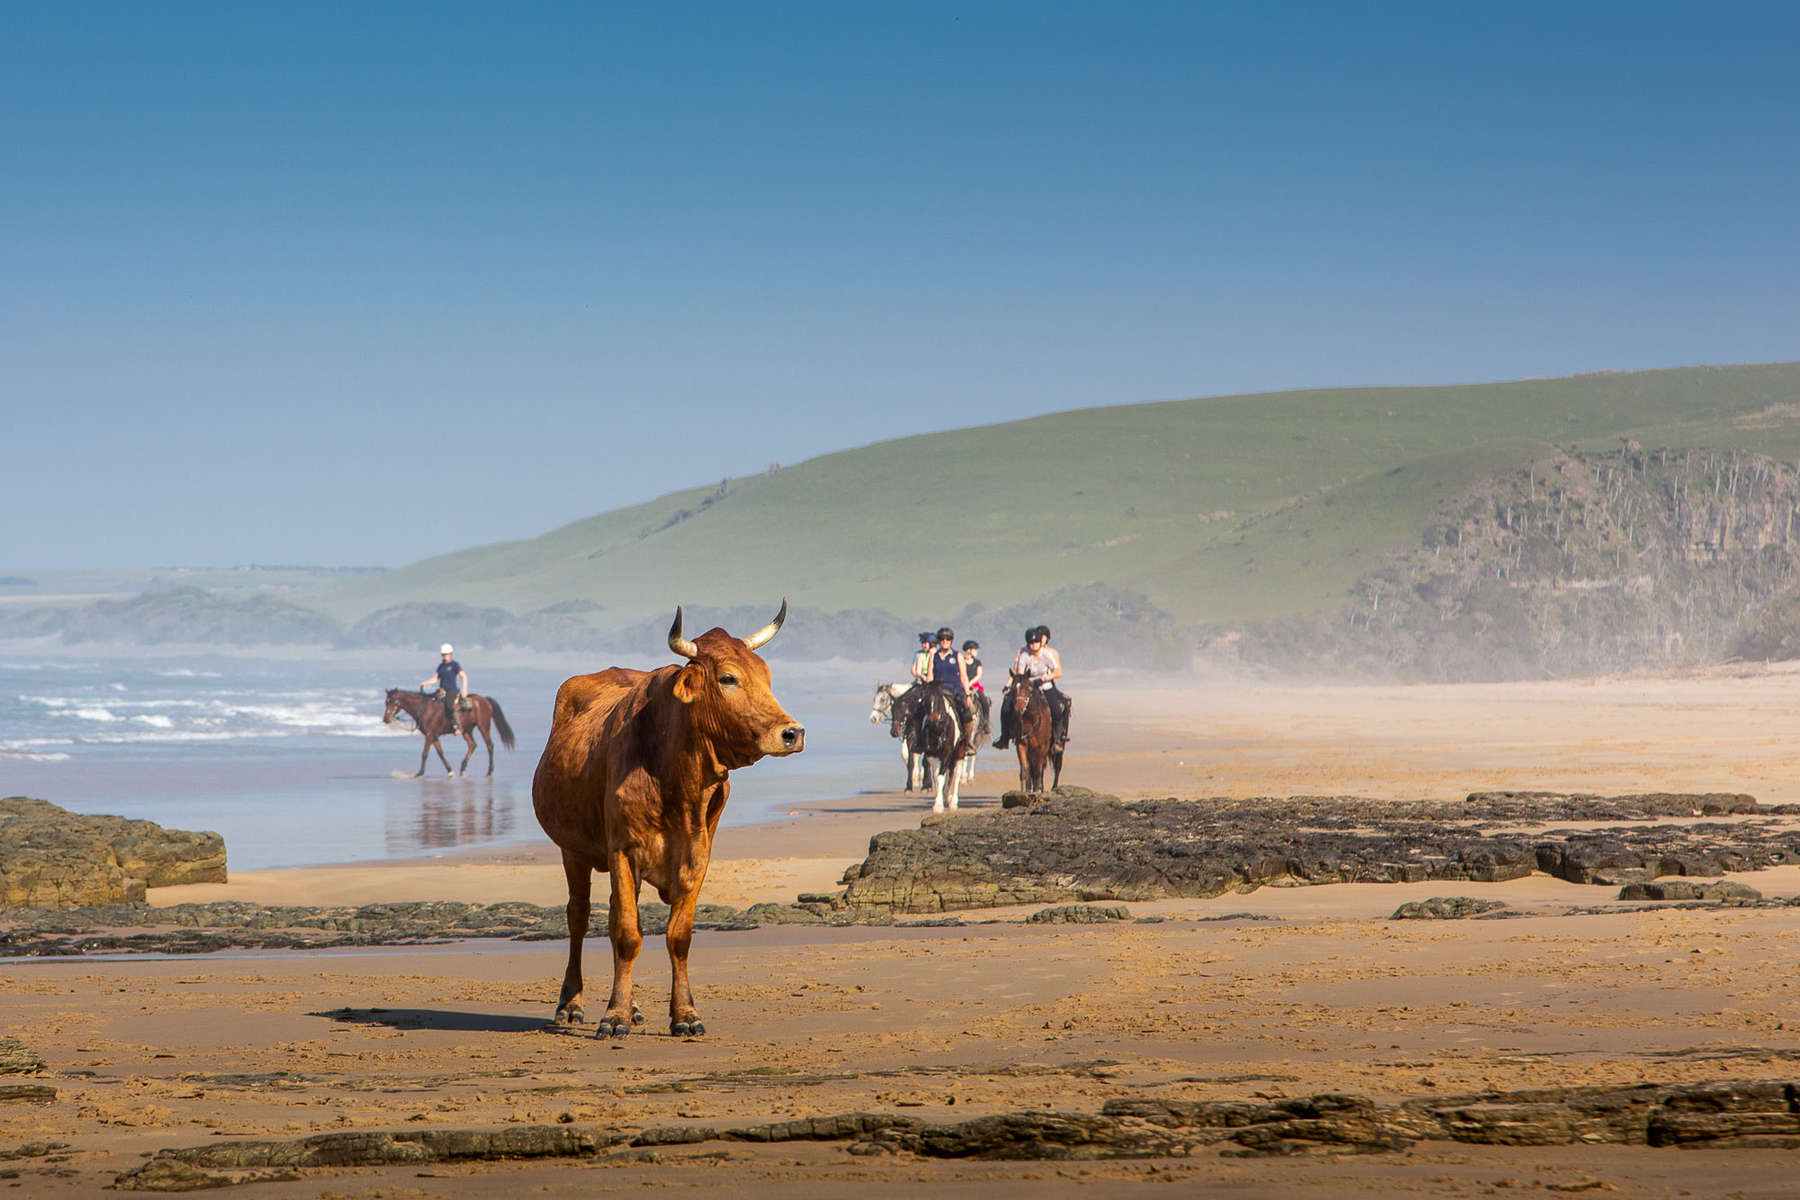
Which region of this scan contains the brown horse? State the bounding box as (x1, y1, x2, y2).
(1007, 671, 1063, 793)
(383, 688, 516, 777)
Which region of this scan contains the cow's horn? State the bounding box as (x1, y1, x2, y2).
(742, 598, 787, 651)
(668, 607, 699, 659)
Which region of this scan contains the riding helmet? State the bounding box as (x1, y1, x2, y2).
(440, 643, 455, 655)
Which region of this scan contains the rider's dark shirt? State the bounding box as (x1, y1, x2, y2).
(435, 660, 462, 693)
(931, 648, 965, 694)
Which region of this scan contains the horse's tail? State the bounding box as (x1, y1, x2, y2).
(488, 698, 516, 751)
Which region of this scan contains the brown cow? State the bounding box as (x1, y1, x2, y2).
(532, 601, 804, 1038)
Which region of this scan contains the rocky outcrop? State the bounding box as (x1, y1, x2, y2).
(0, 797, 225, 909)
(1619, 880, 1762, 902)
(107, 1080, 1800, 1182)
(1391, 896, 1509, 920)
(115, 1126, 604, 1188)
(0, 1041, 43, 1076)
(836, 790, 1800, 914)
(1214, 446, 1800, 681)
(1026, 904, 1131, 924)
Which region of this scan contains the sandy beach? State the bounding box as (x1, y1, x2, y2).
(11, 667, 1800, 1194)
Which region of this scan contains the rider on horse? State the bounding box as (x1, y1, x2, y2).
(420, 643, 468, 736)
(962, 638, 991, 739)
(993, 625, 1069, 750)
(929, 626, 977, 744)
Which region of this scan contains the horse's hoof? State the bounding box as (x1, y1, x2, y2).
(671, 1017, 706, 1037)
(596, 1014, 632, 1039)
(555, 1006, 584, 1026)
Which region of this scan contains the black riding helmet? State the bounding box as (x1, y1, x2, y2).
(935, 626, 954, 641)
(962, 640, 978, 651)
(918, 632, 933, 644)
(1036, 625, 1052, 641)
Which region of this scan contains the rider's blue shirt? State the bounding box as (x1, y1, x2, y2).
(435, 660, 462, 693)
(931, 648, 965, 694)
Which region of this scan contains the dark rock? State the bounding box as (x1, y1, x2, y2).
(113, 1158, 239, 1191)
(742, 903, 823, 925)
(1026, 904, 1131, 924)
(0, 897, 771, 957)
(163, 1125, 599, 1169)
(1391, 897, 1509, 920)
(0, 796, 225, 909)
(866, 1111, 1192, 1160)
(836, 790, 1796, 914)
(1646, 1082, 1800, 1147)
(632, 1126, 718, 1147)
(0, 1086, 55, 1104)
(1618, 880, 1762, 902)
(0, 1040, 43, 1075)
(726, 1113, 920, 1143)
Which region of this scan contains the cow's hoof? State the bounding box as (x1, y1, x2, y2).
(671, 1017, 706, 1038)
(554, 1006, 583, 1026)
(632, 1005, 645, 1025)
(595, 1014, 632, 1038)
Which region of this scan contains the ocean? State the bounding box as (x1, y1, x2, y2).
(0, 648, 893, 870)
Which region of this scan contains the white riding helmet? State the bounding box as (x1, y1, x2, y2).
(439, 643, 455, 655)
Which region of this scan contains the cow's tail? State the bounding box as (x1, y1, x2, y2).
(489, 698, 517, 751)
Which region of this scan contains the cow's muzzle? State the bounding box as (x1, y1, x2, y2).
(766, 724, 805, 755)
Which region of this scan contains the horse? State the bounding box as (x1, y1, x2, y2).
(383, 688, 516, 778)
(870, 682, 922, 790)
(904, 684, 975, 812)
(1007, 671, 1063, 794)
(959, 688, 990, 785)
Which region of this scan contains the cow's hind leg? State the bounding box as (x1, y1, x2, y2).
(666, 890, 706, 1037)
(597, 852, 645, 1038)
(555, 852, 591, 1026)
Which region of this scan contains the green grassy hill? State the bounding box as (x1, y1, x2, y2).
(309, 363, 1800, 633)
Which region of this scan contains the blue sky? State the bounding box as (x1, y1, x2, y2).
(6, 2, 1799, 569)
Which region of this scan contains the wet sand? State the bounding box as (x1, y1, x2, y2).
(11, 665, 1800, 1195)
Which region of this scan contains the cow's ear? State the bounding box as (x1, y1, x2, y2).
(672, 663, 701, 704)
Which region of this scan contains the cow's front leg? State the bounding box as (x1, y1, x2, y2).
(598, 852, 644, 1038)
(666, 889, 706, 1037)
(555, 851, 590, 1026)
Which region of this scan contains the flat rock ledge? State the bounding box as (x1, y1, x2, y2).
(1391, 896, 1510, 920)
(109, 1080, 1800, 1187)
(0, 797, 225, 909)
(0, 1039, 43, 1076)
(835, 790, 1800, 914)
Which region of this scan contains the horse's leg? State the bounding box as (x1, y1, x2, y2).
(415, 736, 430, 778)
(1051, 747, 1064, 789)
(432, 735, 454, 777)
(481, 717, 495, 776)
(458, 725, 476, 776)
(555, 851, 591, 1026)
(931, 758, 948, 813)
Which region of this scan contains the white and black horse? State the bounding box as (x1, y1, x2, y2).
(902, 684, 976, 813)
(872, 682, 926, 790)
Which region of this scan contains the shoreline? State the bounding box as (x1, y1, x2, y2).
(150, 661, 1800, 910)
(18, 667, 1800, 1194)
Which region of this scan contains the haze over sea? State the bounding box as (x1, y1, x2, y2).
(0, 648, 879, 870)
